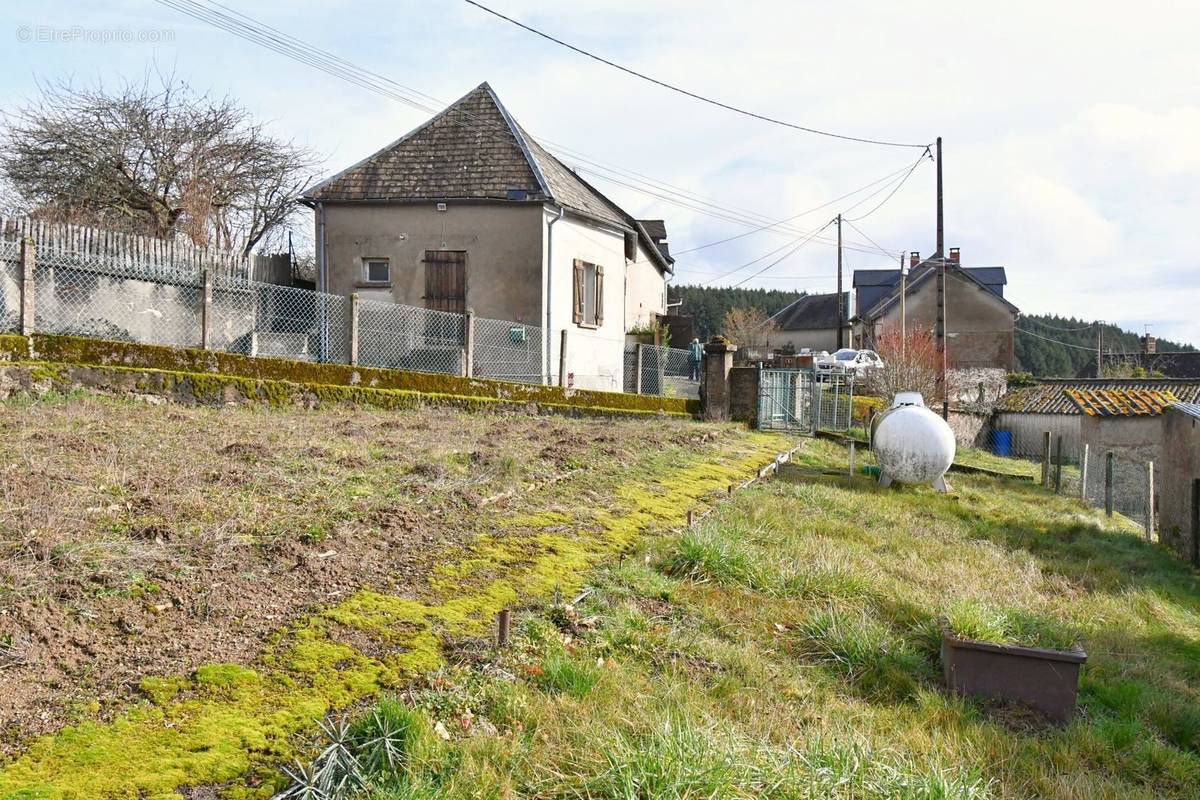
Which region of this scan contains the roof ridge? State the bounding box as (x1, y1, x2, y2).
(304, 82, 499, 201)
(482, 84, 551, 200)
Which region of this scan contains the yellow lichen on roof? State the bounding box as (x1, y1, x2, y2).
(1065, 388, 1179, 416)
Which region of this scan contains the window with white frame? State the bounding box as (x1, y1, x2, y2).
(362, 258, 391, 285)
(572, 259, 604, 327)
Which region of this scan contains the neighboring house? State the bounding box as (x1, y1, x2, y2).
(300, 82, 673, 391)
(1067, 388, 1176, 518)
(853, 249, 1017, 376)
(1075, 334, 1200, 379)
(765, 292, 852, 354)
(991, 378, 1200, 461)
(1159, 403, 1200, 566)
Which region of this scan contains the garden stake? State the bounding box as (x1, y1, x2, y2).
(496, 609, 511, 648)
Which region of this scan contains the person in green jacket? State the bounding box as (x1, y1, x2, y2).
(688, 338, 703, 381)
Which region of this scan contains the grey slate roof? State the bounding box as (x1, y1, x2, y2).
(770, 292, 850, 331)
(853, 261, 1012, 321)
(638, 220, 667, 240)
(303, 82, 626, 230)
(997, 379, 1200, 415)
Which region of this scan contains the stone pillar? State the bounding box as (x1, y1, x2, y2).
(701, 338, 737, 421)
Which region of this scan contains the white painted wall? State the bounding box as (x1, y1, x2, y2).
(543, 209, 628, 392)
(624, 242, 667, 329)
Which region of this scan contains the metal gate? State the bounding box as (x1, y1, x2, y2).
(758, 368, 815, 432)
(758, 368, 855, 433)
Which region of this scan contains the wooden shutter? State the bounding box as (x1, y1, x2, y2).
(424, 251, 467, 314)
(572, 259, 584, 324)
(595, 264, 605, 326)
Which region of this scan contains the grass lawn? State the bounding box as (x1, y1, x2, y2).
(291, 438, 1200, 799)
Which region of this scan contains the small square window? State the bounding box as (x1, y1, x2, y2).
(363, 259, 390, 284)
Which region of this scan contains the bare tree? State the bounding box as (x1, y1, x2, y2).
(0, 72, 317, 256)
(862, 327, 945, 403)
(721, 306, 777, 360)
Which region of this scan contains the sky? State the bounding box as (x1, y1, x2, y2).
(1, 0, 1197, 345)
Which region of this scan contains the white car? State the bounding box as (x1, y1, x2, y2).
(816, 348, 884, 375)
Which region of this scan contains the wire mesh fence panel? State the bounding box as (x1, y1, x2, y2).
(233, 280, 351, 364)
(472, 317, 543, 384)
(0, 241, 20, 332)
(814, 372, 855, 432)
(32, 250, 203, 348)
(636, 344, 701, 398)
(357, 299, 465, 375)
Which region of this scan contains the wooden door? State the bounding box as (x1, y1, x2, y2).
(423, 250, 466, 314)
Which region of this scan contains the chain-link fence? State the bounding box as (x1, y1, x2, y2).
(32, 247, 204, 348)
(356, 297, 465, 375)
(473, 317, 543, 384)
(623, 343, 701, 399)
(814, 371, 855, 432)
(977, 426, 1155, 533)
(0, 240, 22, 333)
(638, 343, 701, 399)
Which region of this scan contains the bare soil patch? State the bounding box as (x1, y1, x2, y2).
(0, 394, 738, 751)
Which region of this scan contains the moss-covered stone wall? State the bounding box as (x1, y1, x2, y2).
(0, 334, 699, 416)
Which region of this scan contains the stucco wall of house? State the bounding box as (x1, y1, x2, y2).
(624, 243, 666, 330)
(318, 201, 544, 325)
(1159, 408, 1200, 563)
(544, 210, 629, 392)
(866, 270, 1015, 369)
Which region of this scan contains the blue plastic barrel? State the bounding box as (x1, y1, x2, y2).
(992, 430, 1013, 457)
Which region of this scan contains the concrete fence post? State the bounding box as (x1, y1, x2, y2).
(349, 293, 360, 366)
(201, 268, 213, 350)
(558, 328, 568, 388)
(1105, 451, 1114, 517)
(1145, 461, 1155, 541)
(1053, 435, 1063, 494)
(1041, 431, 1052, 488)
(463, 309, 474, 378)
(848, 441, 856, 478)
(1079, 443, 1089, 503)
(700, 339, 737, 422)
(635, 343, 644, 395)
(18, 236, 34, 336)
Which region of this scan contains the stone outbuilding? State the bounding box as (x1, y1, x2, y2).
(1159, 402, 1200, 566)
(1066, 388, 1176, 517)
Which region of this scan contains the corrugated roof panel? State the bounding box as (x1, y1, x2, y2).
(1171, 402, 1200, 420)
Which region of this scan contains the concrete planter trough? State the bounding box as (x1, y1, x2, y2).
(940, 625, 1087, 723)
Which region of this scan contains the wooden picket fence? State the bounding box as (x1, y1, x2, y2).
(0, 215, 255, 281)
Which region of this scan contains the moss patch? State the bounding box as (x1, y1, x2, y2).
(24, 334, 696, 414)
(0, 430, 787, 798)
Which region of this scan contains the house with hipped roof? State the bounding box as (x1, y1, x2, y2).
(301, 82, 673, 391)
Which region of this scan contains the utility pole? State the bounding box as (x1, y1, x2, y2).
(836, 214, 844, 349)
(899, 251, 907, 361)
(935, 135, 948, 419)
(1096, 320, 1103, 377)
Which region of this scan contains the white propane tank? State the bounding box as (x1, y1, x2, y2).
(872, 392, 956, 492)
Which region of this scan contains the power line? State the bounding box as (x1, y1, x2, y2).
(731, 225, 834, 288)
(841, 218, 898, 262)
(159, 1, 906, 260)
(461, 0, 930, 149)
(671, 159, 921, 255)
(699, 223, 832, 286)
(1016, 326, 1102, 351)
(844, 148, 933, 221)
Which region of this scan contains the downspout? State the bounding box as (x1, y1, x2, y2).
(317, 202, 328, 360)
(545, 205, 565, 385)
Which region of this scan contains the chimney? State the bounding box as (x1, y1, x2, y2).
(1141, 334, 1157, 355)
(909, 251, 921, 268)
(948, 247, 960, 264)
